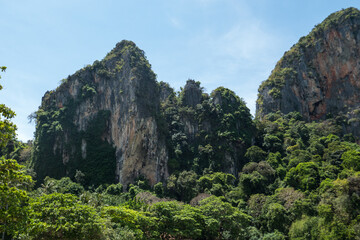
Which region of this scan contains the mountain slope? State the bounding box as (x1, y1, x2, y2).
(31, 42, 254, 187)
(31, 40, 168, 187)
(257, 7, 360, 135)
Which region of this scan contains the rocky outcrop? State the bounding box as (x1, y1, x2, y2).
(256, 8, 360, 128)
(32, 36, 257, 186)
(32, 41, 168, 187)
(158, 80, 254, 177)
(158, 81, 174, 103)
(180, 80, 204, 141)
(181, 80, 203, 108)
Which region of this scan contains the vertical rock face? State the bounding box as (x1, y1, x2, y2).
(257, 8, 360, 126)
(180, 80, 203, 141)
(181, 79, 203, 108)
(32, 41, 168, 187)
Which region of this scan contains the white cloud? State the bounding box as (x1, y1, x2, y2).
(220, 21, 276, 62)
(185, 11, 282, 116)
(189, 18, 280, 77)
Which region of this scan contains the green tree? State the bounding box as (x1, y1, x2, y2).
(288, 216, 320, 240)
(105, 183, 123, 195)
(176, 170, 198, 202)
(28, 193, 105, 240)
(150, 201, 182, 237)
(285, 162, 320, 191)
(165, 171, 198, 202)
(0, 67, 16, 149)
(172, 205, 204, 239)
(263, 134, 283, 153)
(197, 172, 236, 196)
(102, 205, 158, 239)
(239, 161, 276, 195)
(37, 177, 84, 196)
(153, 182, 164, 197)
(341, 150, 360, 171)
(245, 146, 267, 163)
(0, 159, 33, 239)
(0, 68, 32, 239)
(262, 231, 286, 240)
(198, 196, 251, 239)
(265, 203, 289, 233)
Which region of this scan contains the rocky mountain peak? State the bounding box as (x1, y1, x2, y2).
(181, 79, 203, 108)
(106, 40, 137, 56)
(31, 41, 167, 187)
(256, 7, 360, 134)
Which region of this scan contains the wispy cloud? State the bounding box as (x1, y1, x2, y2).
(220, 21, 277, 62)
(193, 20, 279, 68)
(187, 11, 282, 115)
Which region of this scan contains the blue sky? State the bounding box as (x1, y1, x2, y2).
(1, 0, 359, 141)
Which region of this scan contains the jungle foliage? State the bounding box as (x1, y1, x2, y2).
(4, 102, 360, 239)
(160, 80, 254, 175)
(3, 26, 360, 238)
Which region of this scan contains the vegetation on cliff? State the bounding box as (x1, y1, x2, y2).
(3, 71, 360, 239)
(30, 42, 254, 188)
(257, 7, 360, 124)
(159, 80, 254, 175)
(4, 107, 360, 239)
(30, 40, 159, 187)
(3, 7, 360, 240)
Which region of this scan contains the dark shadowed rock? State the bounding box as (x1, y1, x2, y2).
(158, 81, 174, 103)
(181, 79, 203, 108)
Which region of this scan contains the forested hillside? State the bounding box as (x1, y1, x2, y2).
(29, 41, 254, 189)
(3, 90, 360, 239)
(2, 7, 360, 240)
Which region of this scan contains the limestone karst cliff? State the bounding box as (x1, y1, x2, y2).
(256, 7, 360, 137)
(31, 41, 168, 187)
(31, 42, 254, 187)
(160, 80, 254, 177)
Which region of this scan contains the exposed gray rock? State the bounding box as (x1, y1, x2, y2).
(182, 79, 203, 108)
(256, 8, 360, 139)
(33, 40, 168, 187)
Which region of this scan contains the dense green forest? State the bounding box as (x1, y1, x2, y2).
(2, 61, 360, 239)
